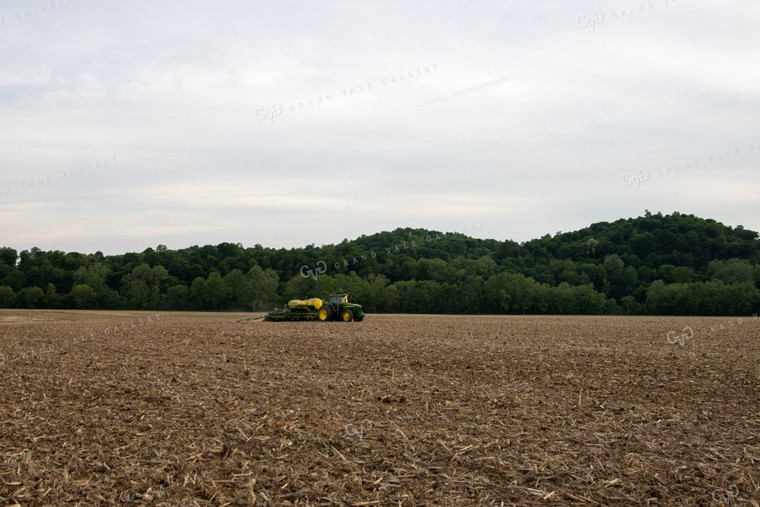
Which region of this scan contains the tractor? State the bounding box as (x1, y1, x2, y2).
(237, 293, 365, 322)
(317, 293, 365, 322)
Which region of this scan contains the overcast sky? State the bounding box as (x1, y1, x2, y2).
(1, 0, 759, 255)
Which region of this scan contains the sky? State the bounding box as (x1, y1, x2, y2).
(1, 0, 759, 255)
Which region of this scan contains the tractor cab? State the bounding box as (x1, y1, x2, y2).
(330, 293, 348, 305)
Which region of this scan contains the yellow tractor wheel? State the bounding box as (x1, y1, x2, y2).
(318, 306, 332, 321)
(340, 309, 354, 322)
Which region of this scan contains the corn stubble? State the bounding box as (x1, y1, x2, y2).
(1, 311, 758, 505)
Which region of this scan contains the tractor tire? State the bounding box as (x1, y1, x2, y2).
(318, 306, 333, 322)
(340, 309, 354, 322)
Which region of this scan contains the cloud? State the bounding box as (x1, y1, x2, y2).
(419, 75, 525, 106)
(0, 0, 758, 254)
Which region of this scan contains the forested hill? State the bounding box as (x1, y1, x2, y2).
(1, 211, 759, 315)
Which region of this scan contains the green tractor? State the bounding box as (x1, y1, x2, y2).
(237, 293, 365, 322)
(317, 293, 365, 322)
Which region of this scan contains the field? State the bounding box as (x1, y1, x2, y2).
(1, 310, 759, 506)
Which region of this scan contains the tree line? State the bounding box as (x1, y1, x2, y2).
(1, 211, 759, 315)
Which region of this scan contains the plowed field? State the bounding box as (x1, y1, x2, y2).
(1, 310, 759, 505)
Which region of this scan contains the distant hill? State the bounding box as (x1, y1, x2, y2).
(1, 211, 758, 315)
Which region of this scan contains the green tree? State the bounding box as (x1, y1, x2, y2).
(190, 277, 208, 309)
(722, 282, 760, 315)
(603, 254, 625, 296)
(0, 247, 17, 268)
(365, 274, 390, 313)
(166, 285, 190, 310)
(495, 240, 521, 262)
(332, 272, 370, 304)
(657, 264, 679, 283)
(575, 284, 610, 314)
(121, 263, 169, 309)
(408, 280, 439, 313)
(646, 280, 666, 314)
(709, 259, 755, 284)
(671, 266, 693, 283)
(22, 286, 45, 308)
(73, 263, 111, 305)
(247, 266, 280, 310)
(389, 280, 417, 313)
(585, 238, 599, 258)
(0, 285, 16, 307)
(0, 211, 757, 315)
(45, 283, 60, 308)
(69, 284, 97, 309)
(483, 273, 540, 314)
(416, 258, 450, 282)
(223, 269, 250, 310)
(453, 276, 484, 313)
(205, 272, 230, 310)
(0, 248, 18, 291)
(548, 282, 578, 314)
(620, 295, 644, 315)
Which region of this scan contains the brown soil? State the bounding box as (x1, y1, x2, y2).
(1, 310, 759, 505)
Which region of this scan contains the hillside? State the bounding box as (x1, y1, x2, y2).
(1, 211, 759, 315)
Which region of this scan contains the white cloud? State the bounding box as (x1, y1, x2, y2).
(1, 0, 758, 254)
